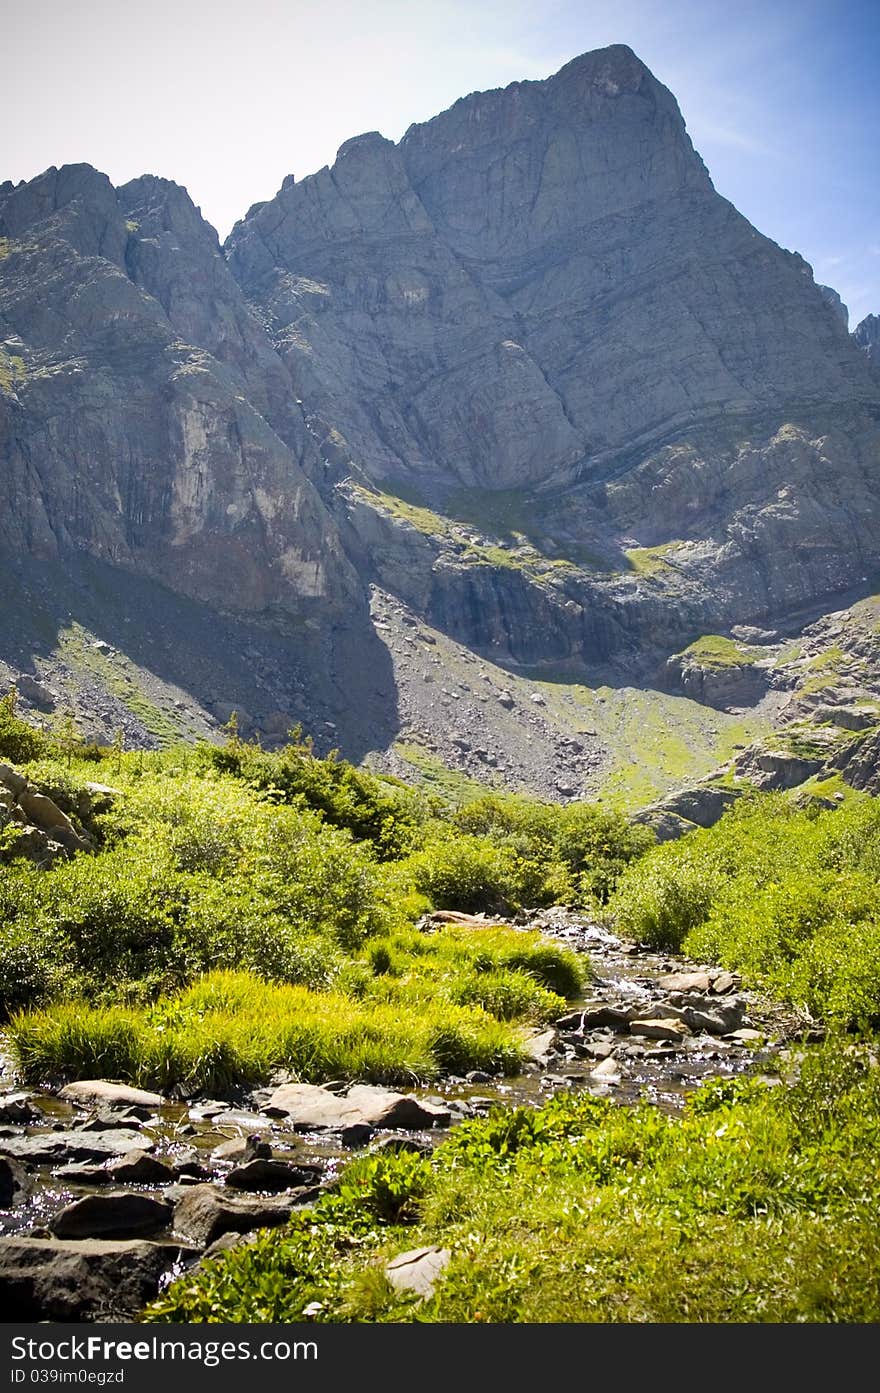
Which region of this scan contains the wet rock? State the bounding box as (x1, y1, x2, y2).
(78, 1108, 148, 1131)
(554, 1011, 585, 1031)
(590, 1056, 623, 1083)
(0, 1129, 146, 1165)
(211, 1135, 272, 1163)
(108, 1150, 177, 1185)
(581, 1006, 634, 1032)
(522, 1029, 558, 1064)
(0, 1156, 30, 1207)
(264, 1083, 450, 1130)
(710, 972, 739, 995)
(0, 1093, 39, 1125)
(630, 1018, 691, 1042)
(59, 1081, 165, 1110)
(173, 1183, 316, 1247)
(726, 1028, 764, 1044)
(386, 1245, 451, 1300)
(0, 1237, 181, 1321)
(49, 1193, 173, 1239)
(465, 1070, 492, 1084)
(341, 1123, 374, 1148)
(52, 1162, 113, 1185)
(372, 1136, 435, 1156)
(224, 1158, 323, 1192)
(657, 972, 712, 993)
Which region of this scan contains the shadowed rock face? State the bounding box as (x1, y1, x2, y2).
(0, 164, 360, 621)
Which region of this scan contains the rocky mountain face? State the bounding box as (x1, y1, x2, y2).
(855, 314, 880, 372)
(1, 44, 879, 807)
(0, 165, 358, 620)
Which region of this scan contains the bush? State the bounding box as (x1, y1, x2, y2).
(0, 690, 47, 763)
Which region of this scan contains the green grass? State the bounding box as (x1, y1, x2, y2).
(393, 742, 501, 802)
(624, 541, 686, 576)
(680, 635, 759, 669)
(8, 969, 526, 1092)
(0, 350, 26, 393)
(144, 1043, 880, 1323)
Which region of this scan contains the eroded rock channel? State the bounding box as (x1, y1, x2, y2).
(0, 911, 802, 1320)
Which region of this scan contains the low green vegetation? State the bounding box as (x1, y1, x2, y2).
(4, 722, 652, 1086)
(145, 1043, 880, 1322)
(680, 634, 758, 669)
(611, 795, 880, 1026)
(0, 349, 27, 393)
(624, 541, 685, 576)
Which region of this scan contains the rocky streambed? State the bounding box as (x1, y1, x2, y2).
(0, 910, 805, 1321)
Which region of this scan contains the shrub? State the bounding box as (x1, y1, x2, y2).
(0, 690, 47, 763)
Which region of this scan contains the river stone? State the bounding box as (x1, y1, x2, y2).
(386, 1246, 451, 1300)
(630, 1018, 691, 1042)
(108, 1149, 177, 1184)
(581, 1006, 635, 1031)
(522, 1029, 558, 1064)
(657, 971, 712, 993)
(59, 1080, 165, 1110)
(372, 1136, 435, 1156)
(0, 1093, 39, 1125)
(0, 1237, 180, 1321)
(0, 1129, 147, 1165)
(0, 1156, 30, 1207)
(172, 1183, 316, 1247)
(264, 1083, 450, 1130)
(224, 1158, 323, 1192)
(590, 1056, 623, 1082)
(211, 1135, 272, 1163)
(51, 1162, 111, 1185)
(49, 1192, 173, 1239)
(710, 972, 739, 995)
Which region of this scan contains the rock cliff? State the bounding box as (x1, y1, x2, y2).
(1, 45, 879, 802)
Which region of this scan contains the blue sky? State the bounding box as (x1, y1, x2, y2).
(4, 0, 878, 325)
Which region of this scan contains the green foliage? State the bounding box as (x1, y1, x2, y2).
(199, 727, 426, 860)
(403, 794, 652, 913)
(0, 689, 48, 763)
(611, 796, 880, 1026)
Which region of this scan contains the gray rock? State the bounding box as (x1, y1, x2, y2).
(0, 1093, 39, 1125)
(264, 1083, 450, 1130)
(59, 1080, 164, 1109)
(385, 1245, 451, 1300)
(107, 1150, 177, 1184)
(172, 1183, 315, 1247)
(224, 1158, 322, 1192)
(0, 1129, 146, 1165)
(0, 1236, 181, 1321)
(211, 1136, 272, 1163)
(629, 1018, 691, 1042)
(49, 1192, 173, 1239)
(0, 1155, 30, 1207)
